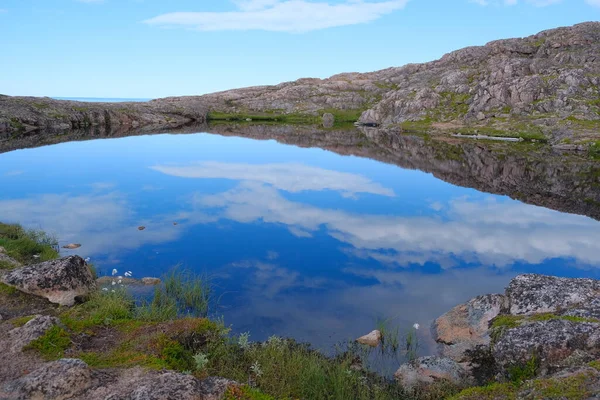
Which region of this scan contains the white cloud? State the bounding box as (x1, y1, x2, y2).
(144, 0, 409, 33)
(586, 0, 600, 6)
(189, 182, 600, 268)
(472, 0, 560, 5)
(151, 162, 395, 198)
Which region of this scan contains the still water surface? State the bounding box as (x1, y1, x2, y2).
(1, 131, 600, 354)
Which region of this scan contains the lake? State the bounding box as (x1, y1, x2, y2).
(1, 124, 600, 360)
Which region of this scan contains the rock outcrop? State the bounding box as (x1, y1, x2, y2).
(2, 22, 600, 143)
(0, 359, 237, 400)
(1, 256, 96, 306)
(402, 274, 600, 393)
(506, 274, 600, 315)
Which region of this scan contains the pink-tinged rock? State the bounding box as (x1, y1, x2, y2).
(356, 330, 382, 347)
(434, 294, 507, 362)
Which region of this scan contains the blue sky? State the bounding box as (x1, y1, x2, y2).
(0, 0, 598, 98)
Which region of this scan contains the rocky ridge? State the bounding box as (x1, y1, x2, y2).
(2, 22, 600, 144)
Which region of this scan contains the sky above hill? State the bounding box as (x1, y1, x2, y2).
(0, 0, 598, 98)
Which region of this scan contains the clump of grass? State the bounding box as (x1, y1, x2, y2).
(24, 326, 71, 360)
(507, 354, 538, 385)
(162, 268, 211, 318)
(0, 223, 59, 265)
(205, 335, 406, 400)
(10, 315, 35, 327)
(224, 385, 276, 400)
(448, 382, 517, 400)
(61, 289, 135, 332)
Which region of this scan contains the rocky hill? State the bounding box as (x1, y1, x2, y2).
(1, 22, 600, 145)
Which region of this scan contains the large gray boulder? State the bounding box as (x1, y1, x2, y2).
(433, 294, 506, 361)
(1, 256, 96, 306)
(506, 274, 600, 315)
(492, 319, 600, 376)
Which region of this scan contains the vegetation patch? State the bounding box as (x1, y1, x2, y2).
(0, 223, 59, 265)
(24, 325, 72, 360)
(10, 315, 35, 327)
(530, 371, 595, 400)
(449, 382, 517, 400)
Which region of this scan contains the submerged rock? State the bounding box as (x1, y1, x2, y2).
(356, 330, 382, 347)
(1, 256, 96, 306)
(434, 294, 506, 362)
(138, 226, 146, 231)
(141, 277, 161, 286)
(507, 274, 600, 315)
(62, 243, 81, 249)
(492, 319, 600, 376)
(394, 356, 471, 389)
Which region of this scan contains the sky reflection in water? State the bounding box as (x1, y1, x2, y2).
(1, 132, 600, 355)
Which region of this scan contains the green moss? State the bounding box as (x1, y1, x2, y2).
(224, 386, 277, 400)
(588, 360, 600, 371)
(78, 349, 168, 370)
(155, 335, 195, 371)
(588, 141, 600, 160)
(449, 382, 517, 400)
(0, 259, 17, 270)
(9, 118, 25, 132)
(0, 282, 17, 295)
(532, 371, 594, 399)
(10, 315, 35, 327)
(24, 326, 72, 360)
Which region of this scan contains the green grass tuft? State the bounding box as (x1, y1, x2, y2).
(0, 223, 59, 264)
(24, 326, 72, 360)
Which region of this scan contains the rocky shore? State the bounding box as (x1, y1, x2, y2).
(394, 274, 600, 398)
(2, 22, 600, 146)
(0, 240, 599, 398)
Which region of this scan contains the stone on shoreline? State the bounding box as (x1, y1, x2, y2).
(96, 276, 162, 286)
(356, 330, 382, 347)
(433, 294, 506, 362)
(62, 243, 81, 249)
(1, 256, 96, 306)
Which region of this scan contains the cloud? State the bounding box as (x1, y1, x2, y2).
(190, 182, 600, 268)
(151, 161, 395, 198)
(471, 0, 560, 5)
(586, 0, 600, 6)
(144, 0, 409, 33)
(3, 170, 23, 177)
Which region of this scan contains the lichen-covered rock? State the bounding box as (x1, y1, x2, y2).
(86, 367, 237, 400)
(394, 356, 471, 389)
(356, 330, 382, 347)
(1, 359, 92, 400)
(1, 256, 96, 306)
(0, 253, 20, 269)
(492, 319, 600, 375)
(7, 315, 62, 352)
(506, 274, 600, 315)
(434, 294, 507, 362)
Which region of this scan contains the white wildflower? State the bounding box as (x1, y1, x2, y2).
(102, 288, 108, 292)
(84, 257, 91, 262)
(413, 323, 420, 330)
(112, 281, 116, 286)
(112, 268, 118, 276)
(124, 271, 133, 277)
(118, 279, 122, 284)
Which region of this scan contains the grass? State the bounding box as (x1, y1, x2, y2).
(24, 326, 72, 360)
(10, 315, 35, 327)
(0, 223, 59, 265)
(207, 107, 366, 127)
